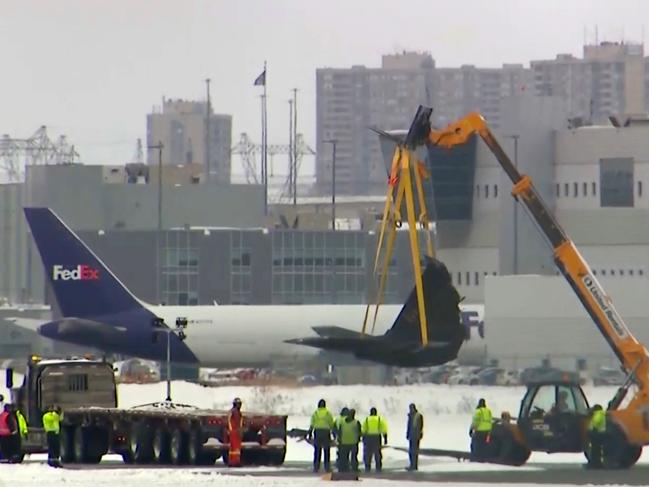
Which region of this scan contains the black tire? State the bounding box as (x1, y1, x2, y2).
(264, 448, 286, 466)
(74, 427, 87, 463)
(152, 428, 171, 464)
(197, 451, 219, 466)
(74, 427, 103, 463)
(503, 443, 531, 466)
(241, 450, 261, 465)
(128, 423, 153, 464)
(170, 428, 188, 465)
(60, 426, 76, 464)
(186, 429, 202, 465)
(601, 422, 642, 469)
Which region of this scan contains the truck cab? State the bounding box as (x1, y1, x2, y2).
(7, 355, 117, 454)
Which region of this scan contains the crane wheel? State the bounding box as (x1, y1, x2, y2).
(601, 423, 642, 469)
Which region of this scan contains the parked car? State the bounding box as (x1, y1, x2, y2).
(425, 365, 459, 384)
(476, 368, 519, 386)
(519, 366, 562, 384)
(593, 367, 625, 386)
(448, 367, 483, 385)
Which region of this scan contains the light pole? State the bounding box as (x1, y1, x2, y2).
(148, 141, 164, 304)
(323, 139, 337, 231)
(152, 317, 188, 402)
(504, 135, 519, 274)
(323, 139, 338, 303)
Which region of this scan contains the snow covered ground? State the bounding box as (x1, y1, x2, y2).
(0, 380, 643, 486)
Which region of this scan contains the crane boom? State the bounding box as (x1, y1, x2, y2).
(410, 108, 649, 445)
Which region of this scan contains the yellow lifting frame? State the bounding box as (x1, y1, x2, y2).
(361, 143, 436, 346)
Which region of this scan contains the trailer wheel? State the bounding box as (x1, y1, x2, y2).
(170, 428, 188, 464)
(186, 429, 202, 465)
(197, 452, 219, 465)
(265, 448, 286, 466)
(73, 427, 104, 464)
(152, 428, 171, 464)
(127, 423, 153, 464)
(60, 426, 76, 463)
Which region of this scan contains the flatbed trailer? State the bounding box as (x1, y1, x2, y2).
(8, 356, 287, 466)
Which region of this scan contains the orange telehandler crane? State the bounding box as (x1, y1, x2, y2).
(404, 106, 648, 468)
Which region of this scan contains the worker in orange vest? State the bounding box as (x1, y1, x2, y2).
(0, 404, 18, 461)
(227, 397, 243, 467)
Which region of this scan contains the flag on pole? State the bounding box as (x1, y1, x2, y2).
(253, 69, 266, 86)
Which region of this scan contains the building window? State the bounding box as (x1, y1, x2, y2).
(600, 157, 634, 207)
(466, 272, 470, 286)
(592, 182, 597, 196)
(474, 272, 479, 286)
(640, 269, 644, 276)
(494, 184, 498, 198)
(593, 270, 598, 276)
(639, 181, 643, 197)
(630, 269, 634, 276)
(610, 269, 616, 276)
(582, 182, 587, 197)
(620, 269, 625, 276)
(162, 230, 199, 306)
(485, 185, 489, 198)
(564, 183, 569, 197)
(476, 185, 480, 198)
(556, 183, 560, 197)
(573, 182, 578, 197)
(457, 272, 462, 285)
(272, 230, 368, 304)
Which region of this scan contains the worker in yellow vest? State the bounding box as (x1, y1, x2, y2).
(333, 406, 349, 471)
(12, 404, 27, 462)
(586, 404, 606, 469)
(337, 408, 361, 472)
(470, 398, 493, 460)
(361, 407, 388, 472)
(42, 405, 62, 467)
(308, 399, 335, 472)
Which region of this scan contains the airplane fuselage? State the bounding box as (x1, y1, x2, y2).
(150, 303, 485, 367)
(151, 303, 401, 367)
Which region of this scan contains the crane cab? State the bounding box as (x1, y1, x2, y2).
(516, 371, 590, 453)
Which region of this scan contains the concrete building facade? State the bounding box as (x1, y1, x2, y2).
(0, 164, 265, 304)
(147, 99, 232, 183)
(531, 42, 646, 123)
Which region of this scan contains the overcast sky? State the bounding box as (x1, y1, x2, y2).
(1, 0, 647, 177)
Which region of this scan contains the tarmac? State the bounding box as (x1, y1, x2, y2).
(59, 459, 649, 485)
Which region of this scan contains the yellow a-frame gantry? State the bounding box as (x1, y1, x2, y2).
(361, 137, 436, 346)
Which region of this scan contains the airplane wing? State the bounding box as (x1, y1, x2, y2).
(311, 326, 363, 338)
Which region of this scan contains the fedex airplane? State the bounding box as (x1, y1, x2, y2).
(24, 208, 486, 367)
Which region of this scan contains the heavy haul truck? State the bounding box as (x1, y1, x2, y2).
(386, 106, 649, 468)
(6, 355, 287, 465)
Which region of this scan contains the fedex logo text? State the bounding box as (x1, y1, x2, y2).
(52, 265, 100, 281)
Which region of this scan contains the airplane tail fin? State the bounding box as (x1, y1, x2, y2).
(385, 258, 465, 344)
(24, 207, 145, 318)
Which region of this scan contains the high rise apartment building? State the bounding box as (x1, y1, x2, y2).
(531, 42, 646, 123)
(316, 52, 530, 195)
(147, 99, 232, 183)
